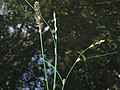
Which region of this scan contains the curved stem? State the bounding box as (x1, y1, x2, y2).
(62, 46, 92, 89)
(43, 59, 63, 82)
(62, 51, 118, 90)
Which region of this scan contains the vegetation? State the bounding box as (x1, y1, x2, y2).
(0, 0, 120, 90)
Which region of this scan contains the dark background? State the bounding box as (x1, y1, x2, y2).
(0, 0, 120, 90)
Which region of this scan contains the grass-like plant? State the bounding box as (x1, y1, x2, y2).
(25, 0, 118, 90)
(34, 1, 49, 90)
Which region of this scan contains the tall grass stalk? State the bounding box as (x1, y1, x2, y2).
(53, 12, 58, 90)
(34, 1, 49, 90)
(39, 26, 49, 90)
(25, 1, 58, 90)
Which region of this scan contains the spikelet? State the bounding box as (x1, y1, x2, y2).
(34, 1, 43, 32)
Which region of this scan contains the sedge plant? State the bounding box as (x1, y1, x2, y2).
(25, 0, 118, 90)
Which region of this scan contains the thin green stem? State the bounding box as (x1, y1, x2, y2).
(62, 61, 77, 90)
(41, 17, 56, 46)
(84, 51, 118, 60)
(41, 17, 59, 89)
(25, 1, 58, 89)
(62, 40, 104, 89)
(62, 51, 118, 90)
(66, 47, 90, 80)
(65, 61, 77, 83)
(25, 0, 35, 11)
(61, 45, 90, 90)
(43, 59, 63, 82)
(39, 28, 49, 90)
(77, 45, 91, 59)
(62, 85, 64, 90)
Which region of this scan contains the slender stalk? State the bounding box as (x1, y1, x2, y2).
(62, 85, 64, 90)
(62, 51, 118, 90)
(25, 1, 59, 89)
(67, 47, 89, 79)
(39, 26, 49, 90)
(84, 51, 118, 60)
(43, 59, 63, 82)
(25, 0, 35, 10)
(34, 1, 49, 90)
(62, 40, 106, 89)
(62, 61, 77, 90)
(41, 17, 56, 47)
(53, 12, 58, 90)
(62, 47, 89, 90)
